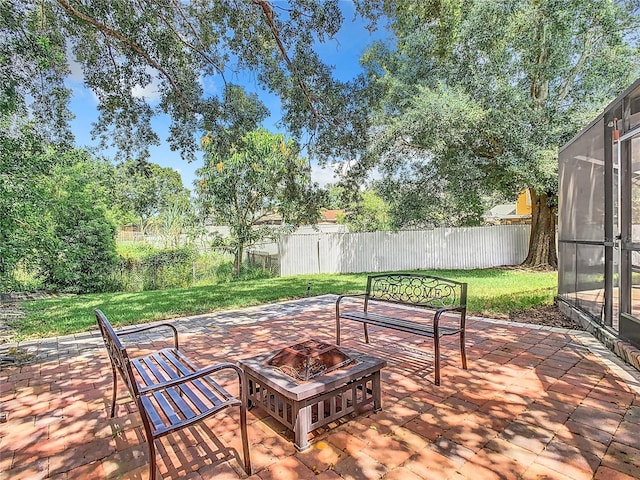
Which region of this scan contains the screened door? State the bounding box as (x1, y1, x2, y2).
(617, 125, 640, 344)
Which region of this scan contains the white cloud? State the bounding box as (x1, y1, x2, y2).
(67, 56, 85, 83)
(312, 164, 339, 187)
(132, 77, 162, 102)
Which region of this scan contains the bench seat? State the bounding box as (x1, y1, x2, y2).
(338, 311, 463, 338)
(131, 347, 240, 438)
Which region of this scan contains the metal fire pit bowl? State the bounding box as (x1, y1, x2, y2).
(267, 339, 354, 381)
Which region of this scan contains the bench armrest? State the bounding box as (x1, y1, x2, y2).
(138, 361, 244, 394)
(433, 306, 467, 329)
(117, 322, 179, 350)
(336, 292, 367, 307)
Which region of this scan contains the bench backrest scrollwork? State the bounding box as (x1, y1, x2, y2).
(365, 274, 467, 310)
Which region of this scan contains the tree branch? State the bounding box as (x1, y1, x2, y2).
(252, 0, 322, 120)
(55, 0, 189, 112)
(556, 30, 598, 103)
(164, 0, 227, 82)
(530, 20, 549, 109)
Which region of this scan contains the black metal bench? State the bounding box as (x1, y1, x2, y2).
(335, 273, 468, 385)
(94, 309, 251, 479)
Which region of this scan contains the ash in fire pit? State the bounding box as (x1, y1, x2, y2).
(267, 339, 354, 381)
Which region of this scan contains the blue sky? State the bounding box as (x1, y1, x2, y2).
(66, 2, 389, 191)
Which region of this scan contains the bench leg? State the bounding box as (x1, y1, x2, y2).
(240, 382, 252, 474)
(109, 365, 118, 418)
(148, 437, 157, 480)
(434, 336, 441, 386)
(460, 331, 468, 370)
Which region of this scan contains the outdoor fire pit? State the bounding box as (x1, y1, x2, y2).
(267, 339, 354, 381)
(239, 340, 386, 450)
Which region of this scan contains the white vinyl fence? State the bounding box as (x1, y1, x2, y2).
(278, 225, 531, 276)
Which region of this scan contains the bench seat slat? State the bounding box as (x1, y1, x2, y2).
(134, 355, 173, 386)
(163, 349, 196, 375)
(141, 384, 238, 436)
(140, 395, 166, 432)
(131, 357, 160, 387)
(152, 390, 182, 426)
(133, 350, 229, 413)
(177, 377, 226, 414)
(166, 386, 196, 419)
(165, 350, 231, 404)
(164, 351, 228, 407)
(178, 381, 218, 414)
(340, 312, 461, 337)
(153, 353, 183, 381)
(193, 379, 227, 406)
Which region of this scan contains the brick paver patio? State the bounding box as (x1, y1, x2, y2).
(1, 295, 639, 479)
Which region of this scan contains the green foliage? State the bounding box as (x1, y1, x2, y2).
(112, 245, 197, 291)
(198, 128, 323, 276)
(0, 120, 53, 290)
(1, 3, 121, 293)
(191, 251, 233, 286)
(14, 268, 557, 340)
(38, 154, 119, 293)
(212, 259, 275, 283)
(358, 0, 639, 195)
(113, 159, 193, 234)
(0, 119, 119, 293)
(5, 1, 349, 164)
(112, 244, 243, 291)
(148, 194, 199, 249)
(341, 189, 392, 232)
(141, 248, 195, 291)
(324, 184, 348, 209)
(116, 241, 156, 258)
(0, 0, 73, 145)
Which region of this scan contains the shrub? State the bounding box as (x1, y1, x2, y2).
(39, 160, 119, 294)
(142, 248, 195, 290)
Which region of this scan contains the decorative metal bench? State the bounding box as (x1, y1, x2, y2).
(335, 273, 468, 385)
(94, 309, 251, 479)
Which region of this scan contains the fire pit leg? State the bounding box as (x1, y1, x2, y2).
(372, 371, 382, 413)
(293, 402, 311, 451)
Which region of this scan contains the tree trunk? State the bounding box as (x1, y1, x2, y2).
(522, 188, 558, 269)
(233, 244, 243, 278)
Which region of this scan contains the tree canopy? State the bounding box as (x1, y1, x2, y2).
(4, 0, 640, 274)
(113, 159, 191, 234)
(3, 0, 358, 164)
(350, 0, 640, 266)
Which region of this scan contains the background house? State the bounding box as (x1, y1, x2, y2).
(483, 191, 532, 225)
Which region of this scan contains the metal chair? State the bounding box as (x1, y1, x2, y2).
(94, 309, 251, 479)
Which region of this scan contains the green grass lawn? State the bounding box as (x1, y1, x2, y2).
(14, 268, 557, 340)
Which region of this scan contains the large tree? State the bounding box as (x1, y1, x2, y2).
(39, 153, 119, 293)
(198, 128, 322, 277)
(351, 0, 640, 268)
(1, 2, 117, 291)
